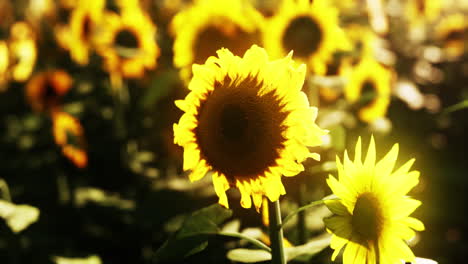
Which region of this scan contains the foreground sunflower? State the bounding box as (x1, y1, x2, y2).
(170, 0, 263, 81)
(344, 56, 393, 123)
(325, 137, 424, 264)
(173, 45, 326, 210)
(26, 70, 73, 113)
(52, 111, 88, 168)
(263, 0, 349, 75)
(95, 7, 159, 78)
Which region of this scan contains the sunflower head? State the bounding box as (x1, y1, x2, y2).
(26, 70, 73, 113)
(434, 13, 467, 58)
(0, 40, 8, 90)
(344, 56, 393, 123)
(324, 137, 425, 264)
(173, 45, 327, 211)
(170, 0, 263, 81)
(263, 0, 350, 75)
(9, 21, 37, 82)
(405, 0, 441, 26)
(52, 111, 88, 168)
(66, 0, 105, 65)
(95, 7, 160, 78)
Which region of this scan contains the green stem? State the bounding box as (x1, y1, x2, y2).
(268, 200, 286, 264)
(297, 183, 307, 244)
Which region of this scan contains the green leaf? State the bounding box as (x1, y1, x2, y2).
(225, 233, 331, 263)
(282, 195, 337, 227)
(285, 233, 331, 261)
(153, 204, 232, 263)
(53, 255, 102, 264)
(218, 232, 270, 252)
(0, 200, 40, 233)
(141, 70, 179, 109)
(227, 248, 271, 263)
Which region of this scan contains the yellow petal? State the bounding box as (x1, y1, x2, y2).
(364, 135, 376, 169)
(375, 143, 399, 178)
(212, 172, 230, 208)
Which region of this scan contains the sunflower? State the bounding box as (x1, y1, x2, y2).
(263, 0, 350, 75)
(95, 7, 160, 78)
(9, 22, 37, 82)
(65, 0, 105, 65)
(0, 40, 8, 90)
(405, 0, 441, 26)
(344, 24, 378, 62)
(170, 0, 263, 81)
(52, 111, 88, 168)
(344, 56, 392, 123)
(317, 56, 352, 104)
(324, 137, 424, 264)
(433, 13, 467, 58)
(173, 45, 327, 211)
(26, 70, 73, 113)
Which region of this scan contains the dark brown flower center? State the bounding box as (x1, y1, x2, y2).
(114, 29, 139, 49)
(352, 192, 383, 241)
(195, 74, 287, 180)
(356, 79, 377, 109)
(282, 15, 322, 59)
(81, 15, 92, 42)
(193, 23, 259, 65)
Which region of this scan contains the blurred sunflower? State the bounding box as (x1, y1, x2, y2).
(66, 0, 105, 65)
(344, 56, 392, 123)
(95, 8, 160, 78)
(8, 22, 37, 82)
(170, 0, 263, 81)
(0, 41, 8, 90)
(317, 57, 351, 103)
(405, 0, 441, 26)
(26, 70, 73, 113)
(263, 0, 349, 75)
(434, 13, 467, 58)
(343, 24, 378, 62)
(173, 45, 326, 211)
(52, 111, 88, 168)
(324, 137, 424, 264)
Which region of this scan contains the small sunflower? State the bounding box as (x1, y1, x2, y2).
(263, 0, 350, 75)
(9, 22, 37, 82)
(26, 70, 73, 113)
(317, 56, 351, 104)
(344, 24, 378, 62)
(434, 13, 467, 58)
(173, 45, 327, 211)
(52, 111, 88, 168)
(344, 56, 392, 123)
(95, 8, 160, 78)
(170, 0, 263, 81)
(0, 40, 8, 90)
(324, 137, 424, 264)
(405, 0, 441, 26)
(66, 0, 105, 65)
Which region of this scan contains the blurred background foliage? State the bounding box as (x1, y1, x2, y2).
(0, 0, 467, 263)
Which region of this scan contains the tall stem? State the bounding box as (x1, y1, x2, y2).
(268, 200, 286, 264)
(297, 182, 307, 244)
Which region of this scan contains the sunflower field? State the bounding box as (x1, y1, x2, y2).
(0, 0, 467, 264)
